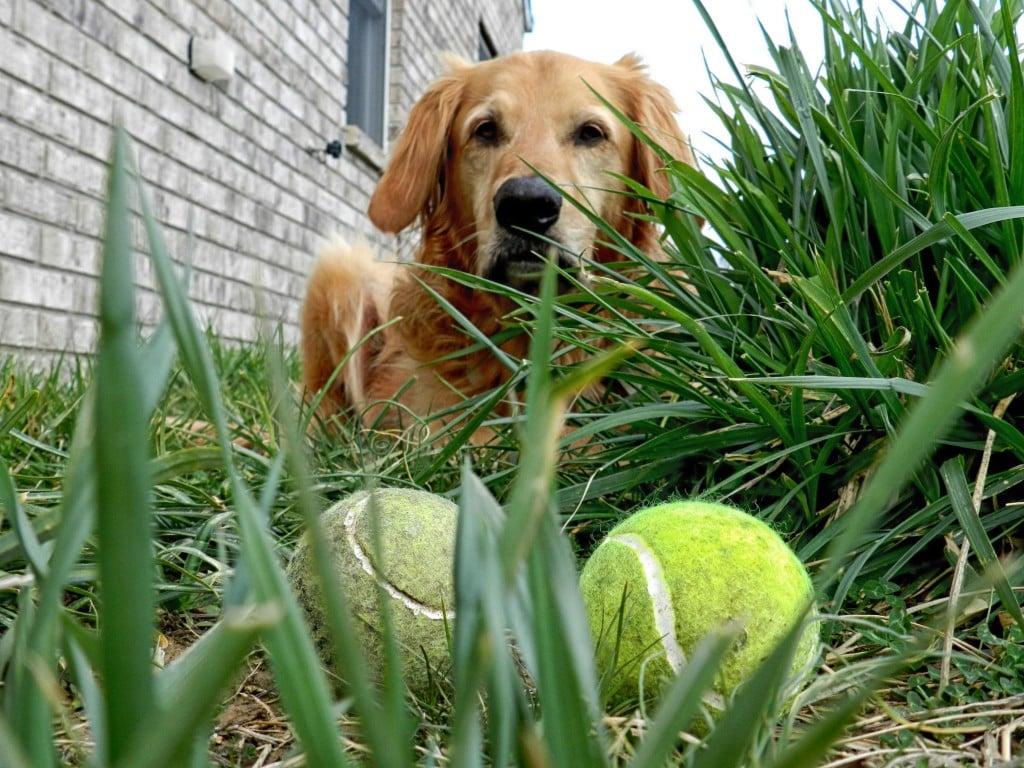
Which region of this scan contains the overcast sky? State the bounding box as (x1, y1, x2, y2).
(523, 0, 908, 165)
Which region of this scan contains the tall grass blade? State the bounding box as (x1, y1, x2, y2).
(120, 606, 276, 768)
(525, 516, 606, 768)
(764, 655, 908, 768)
(129, 130, 349, 765)
(498, 262, 565, 583)
(940, 458, 1024, 627)
(94, 128, 156, 763)
(843, 206, 1024, 302)
(630, 627, 738, 768)
(0, 714, 35, 768)
(456, 468, 533, 768)
(271, 335, 409, 767)
(691, 614, 814, 768)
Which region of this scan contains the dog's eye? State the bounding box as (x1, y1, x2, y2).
(472, 119, 500, 144)
(575, 122, 607, 146)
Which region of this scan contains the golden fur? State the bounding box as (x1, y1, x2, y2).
(301, 50, 695, 433)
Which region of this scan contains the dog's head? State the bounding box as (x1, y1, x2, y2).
(368, 50, 695, 290)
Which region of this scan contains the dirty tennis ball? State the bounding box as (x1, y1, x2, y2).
(580, 499, 818, 718)
(286, 488, 457, 697)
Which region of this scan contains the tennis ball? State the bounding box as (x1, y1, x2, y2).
(286, 489, 457, 697)
(579, 500, 818, 716)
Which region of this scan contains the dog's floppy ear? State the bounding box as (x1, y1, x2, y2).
(368, 59, 468, 234)
(613, 54, 696, 200)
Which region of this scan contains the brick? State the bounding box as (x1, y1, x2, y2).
(152, 188, 191, 231)
(83, 40, 142, 102)
(0, 304, 40, 347)
(102, 0, 144, 29)
(36, 310, 73, 351)
(0, 260, 77, 309)
(76, 115, 113, 162)
(49, 59, 114, 122)
(45, 142, 107, 197)
(116, 26, 171, 85)
(7, 81, 69, 142)
(68, 313, 98, 353)
(14, 1, 87, 68)
(39, 226, 100, 275)
(215, 214, 241, 250)
(0, 26, 47, 86)
(0, 211, 40, 261)
(6, 172, 78, 230)
(48, 100, 87, 149)
(37, 226, 74, 270)
(77, 1, 120, 50)
(0, 122, 46, 175)
(74, 196, 104, 238)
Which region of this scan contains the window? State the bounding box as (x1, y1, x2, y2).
(347, 0, 388, 145)
(478, 23, 497, 61)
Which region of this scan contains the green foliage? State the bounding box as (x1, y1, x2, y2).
(541, 0, 1024, 610)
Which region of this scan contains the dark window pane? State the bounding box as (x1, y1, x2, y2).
(347, 0, 387, 144)
(479, 22, 496, 60)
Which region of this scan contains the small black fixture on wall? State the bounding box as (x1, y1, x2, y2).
(306, 140, 343, 161)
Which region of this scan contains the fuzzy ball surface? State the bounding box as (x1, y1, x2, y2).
(286, 489, 457, 696)
(579, 500, 818, 713)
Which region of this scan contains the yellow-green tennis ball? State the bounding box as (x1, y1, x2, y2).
(580, 500, 818, 715)
(286, 489, 456, 697)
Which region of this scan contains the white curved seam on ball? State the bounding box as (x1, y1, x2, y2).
(611, 534, 727, 712)
(610, 534, 687, 671)
(344, 496, 454, 621)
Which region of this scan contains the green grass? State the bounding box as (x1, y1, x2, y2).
(2, 0, 1024, 765)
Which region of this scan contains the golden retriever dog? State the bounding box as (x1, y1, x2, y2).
(301, 50, 695, 436)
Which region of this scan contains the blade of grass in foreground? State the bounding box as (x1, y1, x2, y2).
(119, 606, 277, 768)
(95, 128, 156, 764)
(691, 614, 814, 768)
(630, 627, 739, 768)
(0, 714, 34, 768)
(128, 128, 349, 766)
(507, 262, 611, 767)
(450, 467, 527, 768)
(525, 508, 606, 768)
(448, 261, 612, 767)
(268, 338, 412, 767)
(3, 294, 178, 768)
(764, 653, 909, 768)
(497, 261, 569, 582)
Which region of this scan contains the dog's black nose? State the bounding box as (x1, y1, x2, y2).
(493, 176, 562, 235)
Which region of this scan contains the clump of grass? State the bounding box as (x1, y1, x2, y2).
(544, 0, 1024, 620)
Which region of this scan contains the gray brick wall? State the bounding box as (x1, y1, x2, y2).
(0, 0, 528, 365)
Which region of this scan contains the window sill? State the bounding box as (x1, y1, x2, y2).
(344, 125, 386, 172)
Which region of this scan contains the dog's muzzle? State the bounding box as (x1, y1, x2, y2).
(487, 176, 577, 290)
